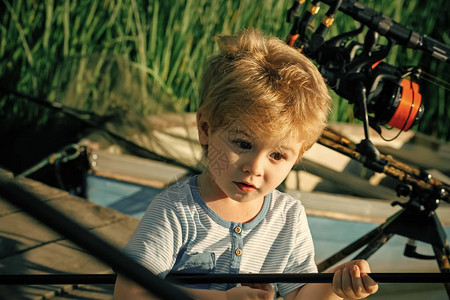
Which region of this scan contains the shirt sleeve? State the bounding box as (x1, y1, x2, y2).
(123, 188, 185, 277)
(277, 204, 318, 297)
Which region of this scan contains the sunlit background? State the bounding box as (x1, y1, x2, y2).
(1, 0, 448, 144)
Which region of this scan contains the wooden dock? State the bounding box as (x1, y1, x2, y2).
(0, 168, 139, 299)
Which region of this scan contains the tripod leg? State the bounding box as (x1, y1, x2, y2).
(317, 209, 405, 272)
(433, 245, 450, 298)
(353, 233, 394, 260)
(445, 241, 450, 258)
(317, 226, 382, 272)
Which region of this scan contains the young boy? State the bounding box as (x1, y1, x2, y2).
(114, 28, 378, 300)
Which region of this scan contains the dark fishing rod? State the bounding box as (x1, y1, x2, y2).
(288, 0, 450, 62)
(2, 273, 450, 285)
(286, 0, 449, 140)
(319, 127, 450, 204)
(319, 0, 450, 62)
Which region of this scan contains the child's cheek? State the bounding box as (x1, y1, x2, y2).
(208, 143, 231, 177)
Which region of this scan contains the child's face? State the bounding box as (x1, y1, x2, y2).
(201, 121, 302, 203)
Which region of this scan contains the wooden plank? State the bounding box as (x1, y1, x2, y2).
(40, 219, 138, 300)
(0, 242, 111, 300)
(0, 218, 137, 299)
(46, 197, 127, 229)
(0, 284, 75, 300)
(0, 203, 138, 258)
(294, 190, 450, 225)
(0, 211, 61, 258)
(51, 284, 114, 300)
(296, 158, 400, 200)
(378, 142, 450, 172)
(294, 190, 400, 223)
(0, 240, 110, 276)
(90, 150, 189, 188)
(0, 168, 140, 299)
(0, 197, 21, 217)
(0, 169, 67, 201)
(0, 169, 70, 217)
(0, 192, 133, 257)
(56, 217, 139, 251)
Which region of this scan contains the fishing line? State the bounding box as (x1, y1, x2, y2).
(380, 78, 418, 142)
(419, 70, 450, 92)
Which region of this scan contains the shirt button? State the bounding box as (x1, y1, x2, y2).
(234, 226, 242, 234)
(235, 249, 242, 256)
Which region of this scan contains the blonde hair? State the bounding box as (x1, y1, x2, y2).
(198, 28, 332, 157)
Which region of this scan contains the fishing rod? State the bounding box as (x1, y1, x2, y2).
(2, 272, 450, 285)
(287, 0, 450, 61)
(319, 127, 450, 204)
(286, 0, 449, 146)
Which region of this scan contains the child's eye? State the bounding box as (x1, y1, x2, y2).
(233, 139, 252, 150)
(270, 152, 285, 161)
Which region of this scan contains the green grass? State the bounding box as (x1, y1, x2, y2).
(0, 0, 449, 140)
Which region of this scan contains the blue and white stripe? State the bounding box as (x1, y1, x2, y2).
(124, 175, 317, 297)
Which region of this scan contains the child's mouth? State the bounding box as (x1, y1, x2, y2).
(235, 182, 256, 193)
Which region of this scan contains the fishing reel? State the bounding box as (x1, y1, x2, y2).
(363, 62, 423, 132)
(285, 0, 450, 136)
(313, 29, 424, 134)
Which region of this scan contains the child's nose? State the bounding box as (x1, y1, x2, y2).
(242, 153, 264, 176)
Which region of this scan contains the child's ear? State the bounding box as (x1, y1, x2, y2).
(197, 112, 209, 145)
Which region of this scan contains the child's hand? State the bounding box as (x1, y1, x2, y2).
(225, 283, 274, 300)
(331, 259, 378, 299)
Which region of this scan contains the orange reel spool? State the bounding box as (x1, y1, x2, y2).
(388, 79, 422, 131)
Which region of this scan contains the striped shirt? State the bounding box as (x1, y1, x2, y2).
(124, 176, 317, 297)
